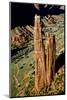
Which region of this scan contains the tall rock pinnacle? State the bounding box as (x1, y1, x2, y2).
(34, 15, 56, 92)
(34, 15, 46, 92)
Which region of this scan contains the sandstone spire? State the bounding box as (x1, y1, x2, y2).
(34, 15, 56, 92)
(34, 15, 46, 92)
(45, 33, 56, 86)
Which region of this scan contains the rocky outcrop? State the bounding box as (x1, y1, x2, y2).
(34, 15, 56, 92)
(45, 33, 56, 86)
(34, 15, 46, 92)
(11, 26, 33, 48)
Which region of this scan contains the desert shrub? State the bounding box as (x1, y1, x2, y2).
(32, 70, 35, 75)
(20, 65, 24, 69)
(29, 63, 33, 66)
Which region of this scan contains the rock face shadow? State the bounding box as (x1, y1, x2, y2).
(11, 3, 65, 29)
(55, 52, 65, 73)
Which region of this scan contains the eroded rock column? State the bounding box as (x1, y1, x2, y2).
(34, 15, 46, 92)
(34, 15, 56, 92)
(45, 33, 56, 86)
